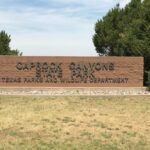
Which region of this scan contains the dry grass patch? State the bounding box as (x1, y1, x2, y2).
(0, 96, 150, 150)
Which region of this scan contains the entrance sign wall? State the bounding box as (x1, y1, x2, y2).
(0, 56, 143, 87)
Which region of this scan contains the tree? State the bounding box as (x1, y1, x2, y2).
(93, 0, 150, 76)
(0, 30, 22, 55)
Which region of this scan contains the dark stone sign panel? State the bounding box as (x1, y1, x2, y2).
(0, 56, 143, 87)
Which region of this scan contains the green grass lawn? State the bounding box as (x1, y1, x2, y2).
(0, 96, 150, 150)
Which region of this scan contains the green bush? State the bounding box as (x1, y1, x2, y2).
(145, 71, 150, 91)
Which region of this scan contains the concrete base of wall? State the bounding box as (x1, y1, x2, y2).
(0, 87, 149, 96)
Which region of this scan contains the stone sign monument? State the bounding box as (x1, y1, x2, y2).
(0, 56, 143, 87)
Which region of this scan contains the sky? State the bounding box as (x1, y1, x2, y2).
(0, 0, 131, 56)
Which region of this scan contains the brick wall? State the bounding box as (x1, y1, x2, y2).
(0, 56, 144, 87)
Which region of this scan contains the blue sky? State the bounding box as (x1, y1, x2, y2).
(0, 0, 130, 56)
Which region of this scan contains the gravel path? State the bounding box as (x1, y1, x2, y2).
(0, 87, 149, 96)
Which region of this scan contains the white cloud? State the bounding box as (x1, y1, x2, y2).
(0, 8, 96, 56)
(119, 0, 131, 8)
